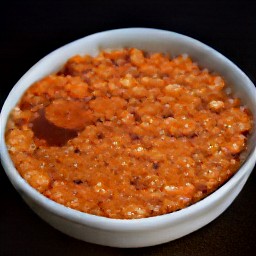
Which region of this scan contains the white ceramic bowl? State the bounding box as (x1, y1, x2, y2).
(1, 28, 256, 248)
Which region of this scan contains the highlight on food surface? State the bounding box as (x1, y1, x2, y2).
(5, 48, 253, 219)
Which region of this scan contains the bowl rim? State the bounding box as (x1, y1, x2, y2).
(1, 27, 256, 232)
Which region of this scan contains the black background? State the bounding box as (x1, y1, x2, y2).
(1, 1, 256, 255)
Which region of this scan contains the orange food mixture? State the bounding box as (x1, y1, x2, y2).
(5, 48, 253, 219)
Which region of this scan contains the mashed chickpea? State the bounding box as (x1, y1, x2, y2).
(5, 48, 253, 219)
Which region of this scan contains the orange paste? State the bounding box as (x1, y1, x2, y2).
(5, 48, 252, 219)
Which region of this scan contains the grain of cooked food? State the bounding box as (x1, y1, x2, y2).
(5, 48, 253, 219)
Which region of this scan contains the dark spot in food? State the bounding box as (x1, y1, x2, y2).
(19, 101, 32, 110)
(130, 133, 140, 140)
(15, 118, 27, 127)
(74, 148, 80, 154)
(73, 179, 83, 185)
(97, 118, 103, 123)
(152, 162, 159, 169)
(130, 176, 147, 190)
(196, 183, 208, 193)
(162, 113, 173, 118)
(162, 108, 173, 119)
(131, 112, 141, 122)
(97, 133, 104, 139)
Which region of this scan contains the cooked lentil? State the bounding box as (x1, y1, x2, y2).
(5, 48, 253, 219)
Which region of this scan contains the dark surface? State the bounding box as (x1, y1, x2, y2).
(1, 1, 255, 255)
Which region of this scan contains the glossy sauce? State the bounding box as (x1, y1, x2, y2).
(31, 109, 78, 146)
